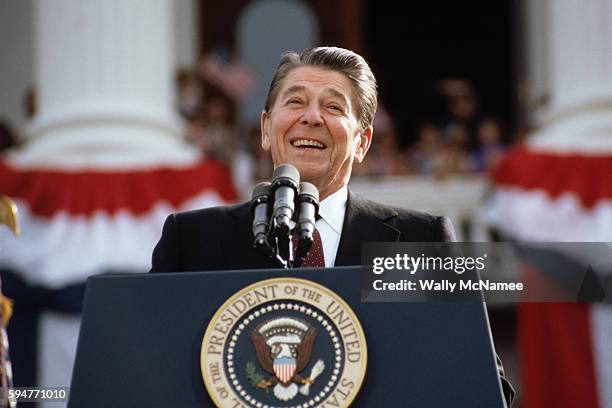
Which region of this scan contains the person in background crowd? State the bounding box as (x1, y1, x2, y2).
(175, 69, 204, 120)
(472, 117, 506, 172)
(185, 97, 237, 166)
(353, 105, 410, 176)
(439, 124, 474, 174)
(410, 122, 446, 175)
(436, 79, 481, 152)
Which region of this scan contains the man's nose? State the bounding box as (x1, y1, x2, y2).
(300, 103, 323, 127)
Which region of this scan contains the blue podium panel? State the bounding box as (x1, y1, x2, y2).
(69, 267, 505, 408)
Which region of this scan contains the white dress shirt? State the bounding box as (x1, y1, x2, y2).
(316, 186, 348, 267)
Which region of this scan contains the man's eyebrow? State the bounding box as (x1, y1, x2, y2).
(281, 85, 306, 99)
(325, 87, 351, 105)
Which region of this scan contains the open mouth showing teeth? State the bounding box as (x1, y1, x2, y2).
(291, 139, 325, 149)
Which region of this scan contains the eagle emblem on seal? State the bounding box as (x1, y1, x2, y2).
(249, 317, 325, 401)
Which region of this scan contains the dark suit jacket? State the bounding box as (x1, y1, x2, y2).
(151, 190, 456, 272)
(150, 190, 514, 406)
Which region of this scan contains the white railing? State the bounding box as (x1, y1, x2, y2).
(349, 175, 492, 241)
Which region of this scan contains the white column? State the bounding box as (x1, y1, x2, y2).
(527, 0, 612, 153)
(173, 0, 198, 68)
(21, 0, 194, 167)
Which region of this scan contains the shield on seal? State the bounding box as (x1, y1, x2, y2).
(273, 356, 297, 384)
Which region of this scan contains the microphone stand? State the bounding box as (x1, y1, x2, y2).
(250, 182, 288, 268)
(251, 166, 319, 269)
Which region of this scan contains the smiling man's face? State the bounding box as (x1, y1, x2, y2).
(261, 66, 372, 200)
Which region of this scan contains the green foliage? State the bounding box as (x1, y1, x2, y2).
(245, 361, 269, 394)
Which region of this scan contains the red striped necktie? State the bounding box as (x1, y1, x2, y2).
(296, 228, 325, 268)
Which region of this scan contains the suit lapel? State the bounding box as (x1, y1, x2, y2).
(334, 190, 401, 266)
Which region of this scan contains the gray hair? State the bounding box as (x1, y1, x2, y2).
(264, 47, 378, 130)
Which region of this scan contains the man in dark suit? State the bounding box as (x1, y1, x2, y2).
(152, 46, 455, 272)
(151, 47, 513, 406)
(151, 190, 455, 272)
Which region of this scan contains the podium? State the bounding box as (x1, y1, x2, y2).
(68, 267, 506, 407)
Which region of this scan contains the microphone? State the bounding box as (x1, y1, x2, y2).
(250, 182, 272, 255)
(270, 164, 300, 262)
(293, 182, 319, 268)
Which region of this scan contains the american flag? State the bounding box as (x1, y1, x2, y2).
(199, 54, 257, 103)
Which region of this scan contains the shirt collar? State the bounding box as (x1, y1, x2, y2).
(318, 186, 348, 235)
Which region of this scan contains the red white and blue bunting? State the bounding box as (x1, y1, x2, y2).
(485, 146, 612, 408)
(0, 160, 236, 287)
(0, 156, 236, 396)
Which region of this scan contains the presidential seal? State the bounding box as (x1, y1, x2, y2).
(201, 278, 367, 408)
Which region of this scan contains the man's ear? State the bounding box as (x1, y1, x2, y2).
(261, 110, 271, 151)
(354, 126, 373, 163)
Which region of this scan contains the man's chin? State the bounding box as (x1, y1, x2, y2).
(290, 165, 324, 186)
